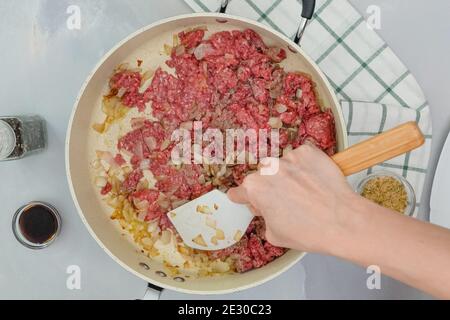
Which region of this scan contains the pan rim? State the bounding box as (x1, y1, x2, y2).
(65, 12, 347, 295)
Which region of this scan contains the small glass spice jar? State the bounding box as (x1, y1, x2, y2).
(0, 115, 46, 161)
(356, 170, 416, 216)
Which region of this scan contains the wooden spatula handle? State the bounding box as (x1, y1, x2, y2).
(332, 122, 425, 176)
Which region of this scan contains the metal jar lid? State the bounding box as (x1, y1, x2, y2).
(0, 120, 16, 160)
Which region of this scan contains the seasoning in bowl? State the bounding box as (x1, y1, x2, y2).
(357, 171, 416, 216)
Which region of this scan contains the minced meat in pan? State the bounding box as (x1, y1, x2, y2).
(93, 28, 336, 274)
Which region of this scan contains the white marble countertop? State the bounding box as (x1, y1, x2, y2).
(0, 0, 449, 299)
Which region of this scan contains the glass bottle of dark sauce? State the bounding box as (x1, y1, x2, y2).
(12, 202, 61, 249)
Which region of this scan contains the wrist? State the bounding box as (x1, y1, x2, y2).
(326, 192, 374, 259)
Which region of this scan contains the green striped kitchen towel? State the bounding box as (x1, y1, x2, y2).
(184, 0, 432, 216)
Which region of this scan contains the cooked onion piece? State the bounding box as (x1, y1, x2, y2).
(192, 234, 207, 247)
(215, 229, 225, 241)
(233, 230, 243, 242)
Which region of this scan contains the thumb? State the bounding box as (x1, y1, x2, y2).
(227, 186, 250, 205)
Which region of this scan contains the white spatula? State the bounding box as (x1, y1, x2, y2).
(169, 122, 425, 251)
(168, 189, 253, 251)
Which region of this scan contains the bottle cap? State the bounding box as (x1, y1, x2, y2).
(0, 120, 15, 160)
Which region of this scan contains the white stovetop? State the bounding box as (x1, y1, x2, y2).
(431, 131, 450, 229)
(1, 0, 449, 299)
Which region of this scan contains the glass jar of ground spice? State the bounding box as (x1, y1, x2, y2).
(356, 171, 416, 216)
(0, 115, 46, 161)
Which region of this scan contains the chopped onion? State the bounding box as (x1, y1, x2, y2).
(120, 149, 133, 160)
(147, 220, 160, 234)
(180, 121, 193, 130)
(269, 87, 282, 99)
(92, 159, 101, 169)
(117, 87, 127, 98)
(233, 230, 243, 242)
(159, 199, 171, 210)
(139, 71, 154, 94)
(163, 44, 172, 56)
(131, 117, 146, 130)
(141, 237, 153, 247)
(275, 104, 288, 113)
(92, 122, 106, 133)
(201, 62, 208, 75)
(102, 97, 119, 117)
(265, 47, 284, 63)
(215, 228, 225, 240)
(224, 53, 234, 60)
(128, 67, 142, 73)
(96, 150, 119, 170)
(172, 34, 179, 47)
(134, 198, 149, 210)
(194, 43, 215, 60)
(117, 62, 130, 71)
(94, 176, 108, 188)
(205, 217, 217, 229)
(193, 25, 208, 31)
(216, 165, 227, 178)
(160, 230, 172, 245)
(198, 174, 206, 184)
(196, 205, 212, 215)
(142, 70, 154, 82)
(268, 117, 283, 129)
(174, 45, 185, 56)
(287, 128, 298, 140)
(139, 159, 150, 170)
(106, 196, 120, 208)
(160, 139, 171, 151)
(211, 260, 230, 273)
(296, 88, 303, 99)
(172, 199, 188, 208)
(258, 104, 266, 114)
(133, 143, 144, 161)
(137, 211, 147, 221)
(144, 136, 157, 151)
(192, 234, 207, 247)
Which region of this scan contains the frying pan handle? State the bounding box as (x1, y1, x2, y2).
(332, 122, 425, 176)
(218, 0, 229, 13)
(294, 0, 316, 45)
(217, 0, 315, 46)
(141, 283, 162, 300)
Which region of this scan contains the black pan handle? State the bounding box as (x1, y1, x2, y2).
(217, 0, 316, 46)
(294, 0, 316, 46)
(218, 0, 229, 13)
(140, 283, 163, 300)
(301, 0, 316, 20)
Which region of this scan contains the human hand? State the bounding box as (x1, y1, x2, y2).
(231, 144, 450, 299)
(227, 144, 362, 254)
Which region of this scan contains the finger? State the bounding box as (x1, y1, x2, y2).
(258, 157, 280, 176)
(228, 188, 261, 216)
(227, 186, 250, 205)
(248, 204, 262, 216)
(302, 138, 317, 148)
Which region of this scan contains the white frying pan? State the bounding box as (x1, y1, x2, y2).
(65, 1, 349, 294)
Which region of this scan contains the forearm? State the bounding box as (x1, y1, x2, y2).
(332, 196, 450, 299)
(228, 144, 450, 297)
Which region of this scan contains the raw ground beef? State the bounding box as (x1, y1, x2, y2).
(209, 217, 285, 272)
(101, 28, 336, 273)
